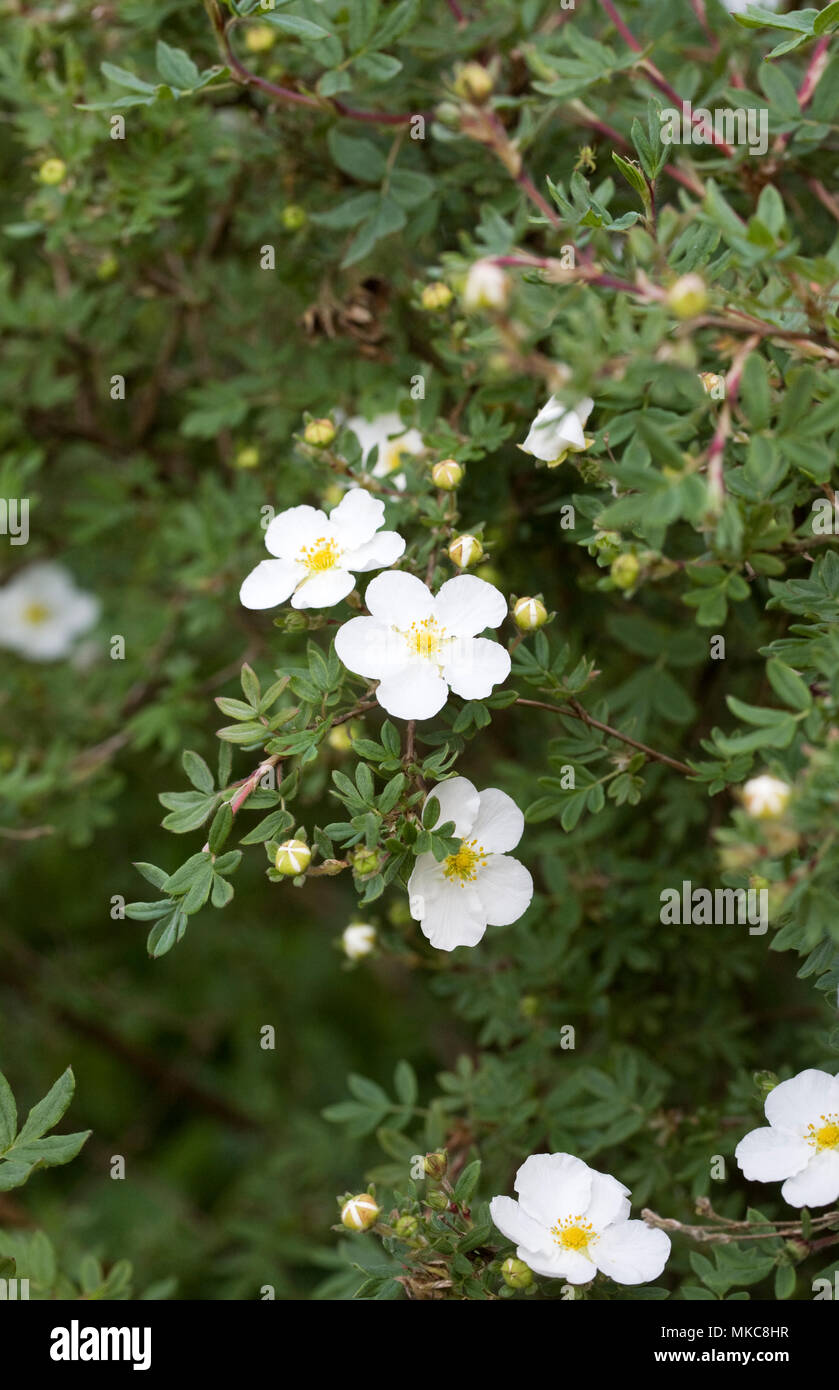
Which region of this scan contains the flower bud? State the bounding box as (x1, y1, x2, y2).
(742, 774, 791, 820)
(234, 445, 260, 470)
(342, 923, 376, 961)
(425, 1190, 449, 1211)
(699, 372, 725, 399)
(431, 458, 463, 490)
(394, 1214, 419, 1239)
(501, 1257, 533, 1289)
(281, 204, 307, 231)
(519, 994, 540, 1019)
(611, 553, 640, 590)
(453, 62, 493, 104)
(352, 846, 380, 877)
(327, 723, 353, 752)
(448, 534, 483, 568)
(423, 1152, 447, 1180)
(341, 1194, 380, 1231)
(513, 597, 547, 631)
(666, 273, 708, 320)
(754, 1070, 780, 1098)
(304, 417, 336, 448)
(421, 282, 453, 311)
(38, 158, 66, 186)
(96, 254, 119, 281)
(462, 260, 509, 312)
(245, 24, 277, 53)
(274, 839, 311, 875)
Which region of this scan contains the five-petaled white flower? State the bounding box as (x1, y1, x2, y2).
(741, 773, 791, 820)
(334, 571, 511, 721)
(520, 395, 594, 467)
(0, 562, 100, 661)
(347, 412, 424, 484)
(407, 777, 532, 950)
(490, 1152, 671, 1285)
(239, 488, 405, 612)
(735, 1068, 839, 1208)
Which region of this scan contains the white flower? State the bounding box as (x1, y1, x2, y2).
(490, 1152, 671, 1285)
(334, 572, 511, 721)
(342, 923, 376, 960)
(735, 1068, 839, 1208)
(742, 774, 791, 820)
(462, 260, 509, 311)
(407, 777, 532, 950)
(346, 412, 424, 484)
(520, 395, 594, 466)
(0, 563, 99, 661)
(239, 488, 405, 612)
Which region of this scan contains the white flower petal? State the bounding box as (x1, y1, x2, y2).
(489, 1195, 553, 1256)
(474, 854, 533, 927)
(264, 505, 330, 559)
(418, 884, 486, 950)
(433, 575, 508, 637)
(342, 530, 406, 573)
(443, 636, 511, 700)
(291, 568, 356, 610)
(780, 1150, 839, 1208)
(595, 1221, 671, 1285)
(765, 1069, 839, 1136)
(239, 559, 302, 610)
(375, 663, 449, 721)
(363, 570, 434, 626)
(469, 787, 524, 853)
(424, 776, 480, 838)
(514, 1152, 592, 1227)
(407, 854, 445, 920)
(585, 1170, 632, 1232)
(335, 616, 404, 679)
(516, 1246, 594, 1282)
(329, 488, 385, 548)
(735, 1126, 812, 1182)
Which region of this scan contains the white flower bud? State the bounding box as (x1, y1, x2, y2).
(448, 534, 483, 568)
(342, 924, 376, 960)
(341, 1194, 380, 1231)
(274, 839, 312, 875)
(513, 597, 548, 631)
(742, 775, 791, 820)
(462, 260, 509, 312)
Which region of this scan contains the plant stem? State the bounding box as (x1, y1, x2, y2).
(514, 697, 693, 776)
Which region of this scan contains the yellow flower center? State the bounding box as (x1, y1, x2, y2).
(300, 537, 340, 572)
(443, 838, 487, 884)
(550, 1216, 596, 1253)
(382, 442, 407, 475)
(808, 1115, 839, 1150)
(404, 616, 446, 661)
(23, 602, 51, 625)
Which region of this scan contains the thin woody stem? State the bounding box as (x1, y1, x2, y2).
(599, 0, 734, 155)
(514, 697, 693, 776)
(204, 1, 422, 127)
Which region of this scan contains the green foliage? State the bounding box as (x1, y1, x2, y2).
(2, 0, 839, 1303)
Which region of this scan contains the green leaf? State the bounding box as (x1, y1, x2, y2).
(155, 41, 201, 91)
(454, 1159, 481, 1206)
(17, 1069, 75, 1145)
(261, 13, 331, 39)
(0, 1072, 17, 1152)
(766, 659, 812, 711)
(327, 128, 387, 182)
(182, 749, 215, 793)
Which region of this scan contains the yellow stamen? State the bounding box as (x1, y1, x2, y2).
(300, 537, 340, 572)
(550, 1216, 596, 1252)
(404, 616, 445, 660)
(808, 1115, 839, 1150)
(443, 838, 488, 884)
(23, 602, 51, 625)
